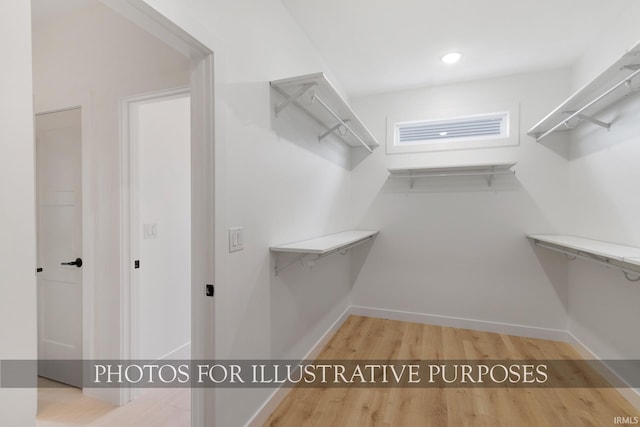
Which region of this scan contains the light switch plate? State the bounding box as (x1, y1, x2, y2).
(229, 227, 244, 252)
(144, 223, 158, 239)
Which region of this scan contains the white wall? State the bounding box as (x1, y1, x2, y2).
(32, 1, 190, 403)
(571, 2, 640, 92)
(349, 69, 572, 333)
(137, 1, 355, 425)
(0, 2, 37, 426)
(566, 1, 640, 367)
(138, 95, 191, 360)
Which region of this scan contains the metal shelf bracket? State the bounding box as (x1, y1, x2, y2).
(319, 120, 350, 141)
(564, 111, 611, 129)
(311, 94, 374, 152)
(274, 82, 316, 116)
(533, 240, 640, 283)
(273, 235, 376, 276)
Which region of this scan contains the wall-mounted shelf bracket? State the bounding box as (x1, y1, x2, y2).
(274, 82, 316, 116)
(319, 120, 350, 141)
(270, 73, 379, 152)
(528, 41, 640, 142)
(563, 111, 611, 129)
(273, 237, 373, 276)
(271, 230, 379, 276)
(527, 234, 640, 282)
(389, 162, 516, 189)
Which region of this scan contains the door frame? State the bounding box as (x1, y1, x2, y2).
(34, 103, 94, 391)
(120, 86, 191, 400)
(112, 1, 215, 426)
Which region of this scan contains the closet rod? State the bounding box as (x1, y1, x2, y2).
(536, 67, 640, 142)
(311, 94, 374, 153)
(533, 241, 640, 282)
(274, 235, 376, 276)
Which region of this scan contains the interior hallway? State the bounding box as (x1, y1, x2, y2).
(37, 378, 190, 427)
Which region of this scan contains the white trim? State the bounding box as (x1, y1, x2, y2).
(110, 2, 215, 426)
(395, 112, 509, 146)
(119, 87, 190, 403)
(567, 332, 640, 411)
(386, 101, 520, 155)
(246, 307, 352, 427)
(350, 305, 570, 342)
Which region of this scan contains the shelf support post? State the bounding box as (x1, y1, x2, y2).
(274, 82, 315, 116)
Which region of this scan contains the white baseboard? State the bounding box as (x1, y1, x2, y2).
(567, 332, 640, 411)
(246, 305, 640, 424)
(350, 305, 570, 342)
(245, 307, 352, 427)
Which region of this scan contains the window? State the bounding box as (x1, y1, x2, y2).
(387, 104, 519, 154)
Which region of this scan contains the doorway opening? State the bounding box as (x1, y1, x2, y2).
(31, 0, 215, 425)
(123, 88, 192, 401)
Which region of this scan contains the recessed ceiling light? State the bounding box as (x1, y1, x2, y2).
(442, 52, 462, 64)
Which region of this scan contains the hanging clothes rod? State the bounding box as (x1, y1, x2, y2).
(274, 234, 376, 276)
(311, 94, 374, 153)
(533, 241, 640, 282)
(536, 67, 640, 141)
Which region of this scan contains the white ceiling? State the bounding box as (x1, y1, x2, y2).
(32, 0, 633, 97)
(281, 0, 634, 97)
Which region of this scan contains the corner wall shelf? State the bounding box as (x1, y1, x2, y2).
(528, 41, 640, 142)
(270, 72, 379, 152)
(270, 230, 379, 276)
(388, 162, 516, 188)
(527, 234, 640, 282)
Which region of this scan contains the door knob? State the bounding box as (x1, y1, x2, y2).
(61, 258, 83, 268)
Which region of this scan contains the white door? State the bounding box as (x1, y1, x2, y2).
(136, 95, 191, 363)
(36, 108, 83, 388)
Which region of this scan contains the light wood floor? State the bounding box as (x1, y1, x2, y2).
(37, 377, 190, 427)
(265, 316, 639, 426)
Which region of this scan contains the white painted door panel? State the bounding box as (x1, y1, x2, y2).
(36, 108, 82, 388)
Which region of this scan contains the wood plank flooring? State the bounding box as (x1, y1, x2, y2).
(265, 316, 639, 426)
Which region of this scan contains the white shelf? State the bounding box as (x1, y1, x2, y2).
(270, 230, 379, 275)
(388, 162, 516, 188)
(527, 234, 640, 280)
(528, 41, 640, 142)
(625, 258, 640, 267)
(271, 230, 378, 254)
(270, 72, 378, 152)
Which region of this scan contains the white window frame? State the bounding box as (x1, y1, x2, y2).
(386, 102, 520, 154)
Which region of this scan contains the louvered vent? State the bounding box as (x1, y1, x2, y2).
(397, 113, 508, 144)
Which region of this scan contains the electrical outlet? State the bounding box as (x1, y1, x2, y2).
(229, 227, 244, 252)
